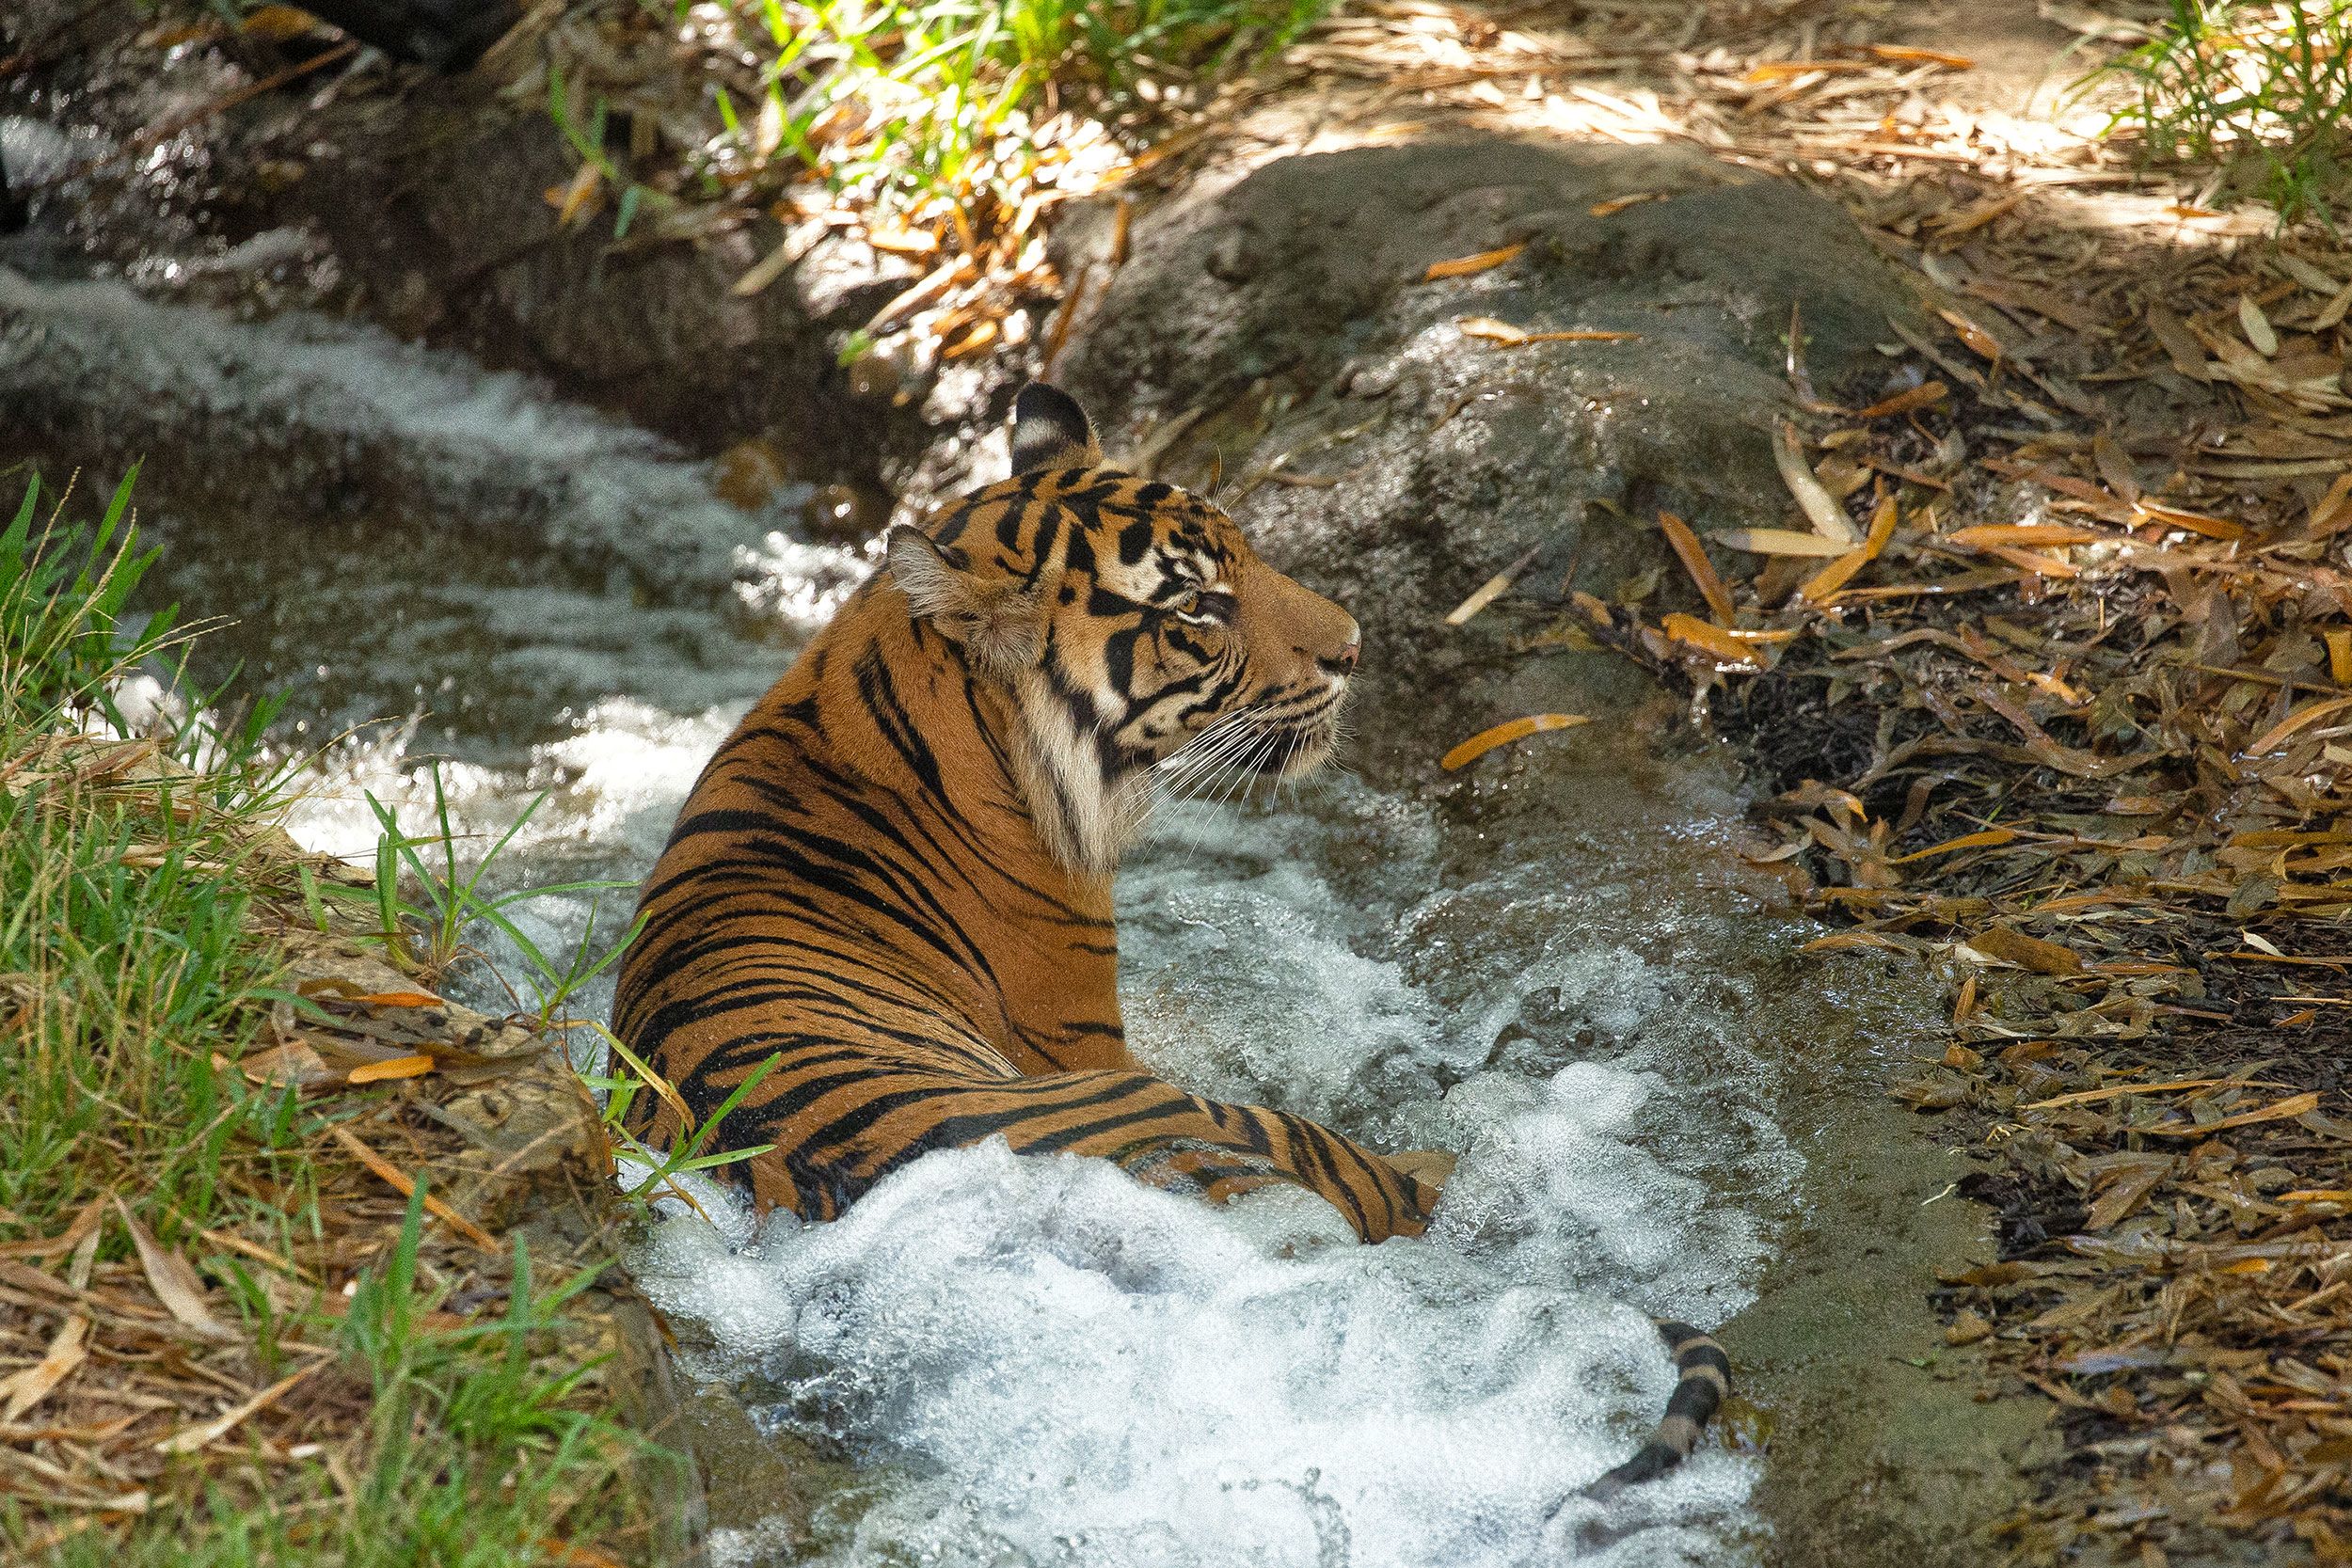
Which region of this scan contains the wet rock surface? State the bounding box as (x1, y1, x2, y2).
(1061, 135, 1933, 638)
(0, 2, 926, 490)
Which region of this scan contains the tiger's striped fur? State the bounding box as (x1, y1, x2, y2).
(612, 384, 1728, 1489)
(612, 384, 1437, 1240)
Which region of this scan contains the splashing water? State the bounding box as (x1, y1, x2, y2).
(629, 785, 1804, 1566)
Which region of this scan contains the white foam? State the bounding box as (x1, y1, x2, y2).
(632, 1145, 1753, 1568)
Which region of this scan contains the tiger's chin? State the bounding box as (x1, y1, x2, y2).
(1256, 722, 1340, 777)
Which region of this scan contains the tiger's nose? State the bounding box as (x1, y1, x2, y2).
(1319, 635, 1359, 677)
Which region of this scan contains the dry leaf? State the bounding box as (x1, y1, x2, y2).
(1457, 316, 1639, 346)
(1657, 512, 1735, 622)
(329, 1126, 501, 1250)
(546, 163, 603, 229)
(1440, 714, 1592, 771)
(1718, 528, 1852, 557)
(348, 1053, 437, 1085)
(1890, 828, 2020, 863)
(1772, 420, 1860, 543)
(154, 1362, 323, 1456)
(2246, 694, 2352, 756)
(2237, 294, 2279, 356)
(1661, 613, 1763, 665)
(1947, 523, 2104, 548)
(1443, 542, 1542, 627)
(1936, 308, 2004, 364)
(2144, 1092, 2323, 1137)
(117, 1200, 236, 1341)
(1868, 43, 1974, 66)
(1422, 242, 1524, 281)
(1851, 381, 1947, 420)
(1588, 193, 1665, 217)
(0, 1315, 87, 1421)
(1965, 925, 2084, 974)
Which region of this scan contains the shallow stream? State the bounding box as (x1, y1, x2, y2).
(0, 264, 2017, 1566)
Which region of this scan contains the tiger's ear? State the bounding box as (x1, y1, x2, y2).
(1009, 383, 1100, 473)
(886, 526, 1049, 674)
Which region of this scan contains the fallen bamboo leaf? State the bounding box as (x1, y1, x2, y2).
(1963, 926, 2084, 974)
(1801, 930, 1907, 952)
(2143, 1091, 2323, 1137)
(240, 5, 323, 38)
(2023, 1077, 2276, 1110)
(1772, 420, 1860, 543)
(2238, 293, 2279, 356)
(117, 1199, 236, 1341)
(154, 1360, 323, 1456)
(0, 1315, 87, 1421)
(2319, 276, 2352, 331)
(1588, 192, 1665, 217)
(1800, 545, 1870, 603)
(1888, 828, 2019, 863)
(329, 1126, 501, 1250)
(2147, 306, 2209, 378)
(1661, 613, 1762, 665)
(1743, 58, 1872, 81)
(350, 990, 446, 1008)
(236, 1040, 335, 1089)
(1443, 542, 1542, 626)
(535, 1542, 635, 1568)
(2330, 629, 2352, 685)
(2131, 499, 2244, 539)
(1422, 242, 1524, 280)
(2086, 1162, 2170, 1230)
(1457, 317, 1639, 345)
(2245, 694, 2352, 756)
(1440, 714, 1592, 771)
(1977, 544, 2081, 578)
(348, 1053, 437, 1085)
(1947, 523, 2105, 548)
(1851, 381, 1947, 420)
(1802, 493, 1900, 602)
(1867, 43, 1974, 66)
(546, 163, 602, 229)
(1717, 528, 1851, 557)
(1657, 511, 1734, 622)
(1936, 308, 2004, 364)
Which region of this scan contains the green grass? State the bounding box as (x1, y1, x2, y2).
(2086, 0, 2352, 222)
(666, 0, 1334, 214)
(0, 471, 666, 1565)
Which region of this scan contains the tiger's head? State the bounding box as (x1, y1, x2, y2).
(884, 384, 1360, 875)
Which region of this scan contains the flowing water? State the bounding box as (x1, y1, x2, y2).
(0, 264, 1994, 1566)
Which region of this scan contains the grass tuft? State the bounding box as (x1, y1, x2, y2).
(0, 471, 666, 1566)
(731, 0, 1332, 210)
(2087, 0, 2352, 222)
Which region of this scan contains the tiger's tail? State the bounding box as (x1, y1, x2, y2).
(1581, 1319, 1732, 1501)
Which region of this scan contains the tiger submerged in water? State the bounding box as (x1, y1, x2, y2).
(612, 384, 1728, 1497)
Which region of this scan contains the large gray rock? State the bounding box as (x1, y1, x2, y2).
(1062, 135, 1933, 630)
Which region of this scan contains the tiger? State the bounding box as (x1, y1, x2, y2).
(611, 382, 1727, 1497)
